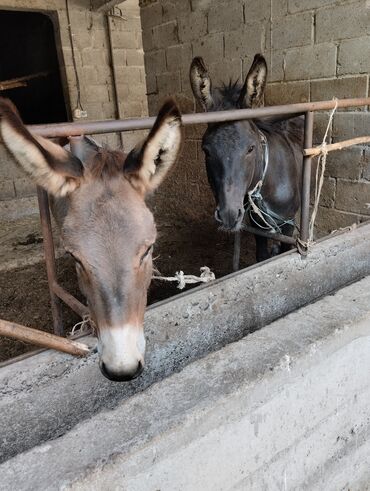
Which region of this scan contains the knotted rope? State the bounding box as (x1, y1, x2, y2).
(297, 98, 338, 254)
(152, 266, 216, 290)
(69, 268, 216, 336)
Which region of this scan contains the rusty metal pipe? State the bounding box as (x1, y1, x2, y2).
(29, 97, 370, 138)
(243, 225, 297, 245)
(37, 187, 64, 335)
(299, 112, 314, 256)
(52, 283, 89, 318)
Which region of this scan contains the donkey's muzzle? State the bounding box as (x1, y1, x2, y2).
(215, 207, 244, 230)
(100, 360, 144, 382)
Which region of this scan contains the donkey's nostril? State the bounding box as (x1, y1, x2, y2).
(237, 208, 243, 220)
(214, 208, 222, 223)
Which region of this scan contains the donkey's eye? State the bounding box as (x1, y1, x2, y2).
(140, 244, 153, 265)
(202, 147, 210, 158)
(247, 145, 255, 154)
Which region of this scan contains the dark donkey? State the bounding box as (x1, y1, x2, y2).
(190, 54, 304, 262)
(0, 97, 182, 381)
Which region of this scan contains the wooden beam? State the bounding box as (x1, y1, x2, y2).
(0, 71, 50, 92)
(304, 136, 370, 157)
(0, 319, 90, 357)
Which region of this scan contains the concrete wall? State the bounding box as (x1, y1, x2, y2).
(0, 0, 148, 215)
(140, 0, 370, 236)
(1, 260, 370, 489)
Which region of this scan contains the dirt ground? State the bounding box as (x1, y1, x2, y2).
(0, 216, 257, 362)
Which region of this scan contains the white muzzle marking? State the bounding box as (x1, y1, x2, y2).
(98, 325, 145, 374)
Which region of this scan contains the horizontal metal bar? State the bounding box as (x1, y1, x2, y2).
(29, 97, 370, 138)
(52, 283, 89, 318)
(244, 225, 297, 245)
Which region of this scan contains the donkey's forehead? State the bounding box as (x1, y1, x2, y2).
(204, 121, 256, 147)
(63, 178, 155, 247)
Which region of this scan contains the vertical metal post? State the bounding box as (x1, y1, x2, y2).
(37, 186, 64, 336)
(233, 231, 241, 272)
(299, 111, 314, 257)
(69, 135, 85, 160)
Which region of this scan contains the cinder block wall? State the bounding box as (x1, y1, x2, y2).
(0, 0, 148, 218)
(140, 0, 370, 236)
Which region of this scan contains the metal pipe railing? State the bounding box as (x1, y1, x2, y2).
(30, 97, 370, 334)
(30, 97, 370, 138)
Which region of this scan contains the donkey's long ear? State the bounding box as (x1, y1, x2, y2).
(238, 54, 267, 108)
(0, 98, 83, 197)
(190, 57, 214, 111)
(124, 99, 182, 194)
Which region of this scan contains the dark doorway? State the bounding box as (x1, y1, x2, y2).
(0, 9, 68, 124)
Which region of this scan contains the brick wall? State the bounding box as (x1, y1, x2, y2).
(140, 0, 370, 237)
(0, 0, 147, 218)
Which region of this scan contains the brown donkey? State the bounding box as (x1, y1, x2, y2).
(0, 98, 182, 381)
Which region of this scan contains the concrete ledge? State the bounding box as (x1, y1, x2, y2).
(1, 274, 370, 490)
(2, 223, 370, 462)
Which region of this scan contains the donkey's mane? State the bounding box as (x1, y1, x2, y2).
(88, 148, 126, 179)
(214, 80, 246, 110)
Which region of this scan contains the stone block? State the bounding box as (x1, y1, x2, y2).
(208, 59, 243, 86)
(192, 33, 224, 64)
(141, 27, 156, 52)
(111, 30, 140, 49)
(285, 43, 337, 80)
(288, 0, 338, 13)
(338, 37, 370, 76)
(190, 0, 213, 11)
(113, 48, 127, 66)
(335, 179, 370, 215)
(81, 66, 99, 84)
(265, 81, 310, 105)
(325, 147, 364, 180)
(314, 206, 359, 235)
(319, 177, 336, 208)
(162, 0, 191, 21)
(178, 11, 207, 42)
(92, 29, 107, 49)
(0, 179, 15, 200)
(311, 76, 368, 109)
(84, 84, 110, 103)
(81, 47, 109, 66)
(271, 0, 288, 19)
(333, 112, 370, 141)
(166, 43, 192, 71)
(208, 2, 244, 33)
(361, 148, 370, 181)
(126, 49, 144, 66)
(313, 111, 333, 145)
(272, 12, 313, 49)
(153, 21, 179, 48)
(144, 49, 166, 74)
(316, 1, 370, 43)
(267, 50, 285, 82)
(145, 72, 158, 94)
(14, 178, 36, 198)
(156, 71, 181, 96)
(244, 0, 271, 22)
(140, 2, 163, 30)
(225, 24, 264, 60)
(115, 66, 143, 86)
